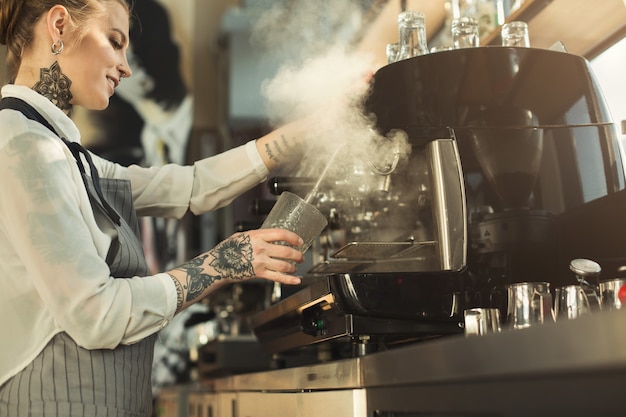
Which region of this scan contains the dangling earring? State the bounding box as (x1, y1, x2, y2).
(51, 40, 64, 55)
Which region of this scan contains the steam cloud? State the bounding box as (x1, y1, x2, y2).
(250, 0, 411, 191)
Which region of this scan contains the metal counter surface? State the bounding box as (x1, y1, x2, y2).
(210, 308, 626, 392)
(211, 355, 364, 392)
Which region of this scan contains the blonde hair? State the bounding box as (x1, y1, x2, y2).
(0, 0, 130, 82)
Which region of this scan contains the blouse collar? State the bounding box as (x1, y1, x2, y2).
(1, 84, 81, 144)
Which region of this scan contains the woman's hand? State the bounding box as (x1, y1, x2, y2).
(167, 228, 304, 314)
(210, 228, 304, 284)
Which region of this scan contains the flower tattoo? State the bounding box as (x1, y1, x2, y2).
(168, 234, 255, 308)
(209, 234, 255, 280)
(33, 62, 73, 114)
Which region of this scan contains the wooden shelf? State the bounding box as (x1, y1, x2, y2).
(482, 0, 626, 58)
(522, 0, 626, 58)
(359, 0, 626, 67)
(469, 0, 626, 58)
(481, 0, 554, 46)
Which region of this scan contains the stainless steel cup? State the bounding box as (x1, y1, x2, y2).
(464, 308, 501, 336)
(506, 282, 554, 329)
(599, 278, 626, 310)
(554, 285, 591, 320)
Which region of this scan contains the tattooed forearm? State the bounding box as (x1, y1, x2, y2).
(281, 135, 292, 152)
(264, 133, 302, 165)
(171, 254, 221, 304)
(187, 272, 221, 301)
(264, 142, 281, 164)
(168, 274, 184, 311)
(168, 234, 256, 311)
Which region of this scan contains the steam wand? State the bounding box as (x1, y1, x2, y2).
(304, 144, 345, 204)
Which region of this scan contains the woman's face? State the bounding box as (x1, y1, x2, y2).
(60, 2, 132, 110)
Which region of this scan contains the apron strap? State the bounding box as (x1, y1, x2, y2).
(0, 97, 121, 225)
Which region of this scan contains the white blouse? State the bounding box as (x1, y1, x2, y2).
(0, 84, 269, 387)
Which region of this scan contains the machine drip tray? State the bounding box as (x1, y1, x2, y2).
(310, 241, 439, 275)
(250, 273, 464, 355)
(330, 241, 436, 260)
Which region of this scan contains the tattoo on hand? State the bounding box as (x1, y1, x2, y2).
(209, 234, 255, 280)
(33, 62, 73, 115)
(169, 234, 255, 307)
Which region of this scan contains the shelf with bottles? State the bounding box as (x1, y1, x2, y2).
(431, 0, 626, 58)
(428, 0, 551, 50)
(358, 0, 626, 69)
(480, 0, 552, 46)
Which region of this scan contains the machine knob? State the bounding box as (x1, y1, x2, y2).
(301, 315, 328, 337)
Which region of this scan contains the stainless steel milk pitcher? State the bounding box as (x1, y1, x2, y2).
(506, 282, 554, 329)
(554, 285, 592, 320)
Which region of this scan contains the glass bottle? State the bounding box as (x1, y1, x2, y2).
(451, 16, 480, 48)
(396, 11, 429, 61)
(386, 42, 399, 64)
(501, 21, 530, 47)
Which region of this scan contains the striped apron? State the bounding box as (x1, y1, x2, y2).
(0, 99, 157, 416)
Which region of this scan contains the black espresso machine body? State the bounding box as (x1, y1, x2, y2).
(363, 46, 626, 308)
(251, 47, 626, 355)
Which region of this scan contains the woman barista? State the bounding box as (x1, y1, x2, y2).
(0, 1, 309, 416)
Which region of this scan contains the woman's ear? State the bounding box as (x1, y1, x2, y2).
(46, 5, 70, 39)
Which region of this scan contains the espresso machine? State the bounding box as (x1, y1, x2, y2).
(250, 47, 626, 358)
